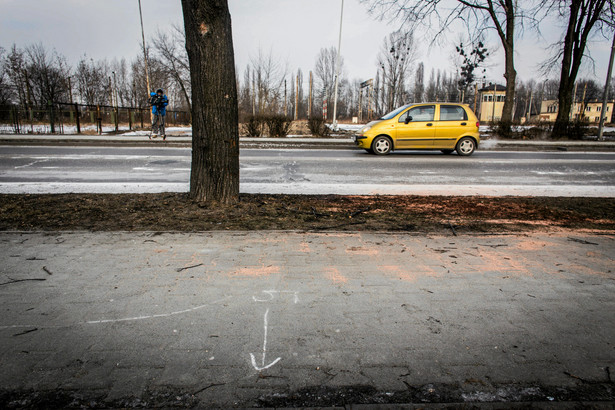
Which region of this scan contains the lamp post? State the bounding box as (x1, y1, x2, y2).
(112, 71, 119, 132)
(138, 0, 152, 122)
(331, 0, 344, 130)
(598, 31, 615, 141)
(67, 75, 73, 104)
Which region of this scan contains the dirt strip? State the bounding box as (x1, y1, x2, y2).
(1, 194, 613, 233)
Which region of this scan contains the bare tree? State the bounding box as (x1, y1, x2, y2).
(456, 40, 489, 103)
(24, 43, 71, 106)
(378, 30, 416, 111)
(3, 45, 27, 107)
(246, 49, 287, 115)
(543, 0, 614, 136)
(152, 24, 192, 111)
(413, 62, 425, 103)
(363, 0, 525, 124)
(181, 0, 239, 204)
(314, 47, 345, 119)
(0, 47, 10, 106)
(75, 56, 109, 105)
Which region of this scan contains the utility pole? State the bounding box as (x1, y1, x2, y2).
(491, 83, 498, 124)
(598, 31, 615, 141)
(138, 0, 152, 121)
(527, 90, 533, 123)
(112, 71, 119, 132)
(67, 76, 74, 104)
(358, 88, 363, 123)
(581, 83, 588, 119)
(308, 71, 313, 119)
(473, 83, 478, 114)
(284, 79, 287, 117)
(570, 82, 578, 120)
(331, 0, 344, 130)
(295, 74, 299, 120)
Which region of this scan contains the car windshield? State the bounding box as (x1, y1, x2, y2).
(379, 104, 411, 120)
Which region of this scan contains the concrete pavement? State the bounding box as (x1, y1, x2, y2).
(1, 230, 614, 407)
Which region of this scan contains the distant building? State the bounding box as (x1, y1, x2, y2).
(538, 100, 614, 123)
(478, 84, 506, 122)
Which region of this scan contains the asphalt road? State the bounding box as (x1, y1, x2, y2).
(0, 145, 614, 196)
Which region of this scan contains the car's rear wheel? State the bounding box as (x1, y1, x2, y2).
(456, 137, 476, 156)
(372, 136, 393, 155)
(441, 149, 454, 155)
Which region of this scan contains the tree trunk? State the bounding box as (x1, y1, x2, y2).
(181, 0, 239, 204)
(500, 1, 516, 124)
(501, 44, 516, 123)
(552, 0, 584, 138)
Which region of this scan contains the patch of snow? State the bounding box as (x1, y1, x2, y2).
(2, 181, 613, 197)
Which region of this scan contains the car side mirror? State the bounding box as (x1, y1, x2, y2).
(404, 116, 412, 124)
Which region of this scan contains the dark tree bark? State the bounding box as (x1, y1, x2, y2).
(181, 0, 239, 204)
(552, 0, 609, 138)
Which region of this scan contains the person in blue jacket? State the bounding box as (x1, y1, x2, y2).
(149, 88, 169, 140)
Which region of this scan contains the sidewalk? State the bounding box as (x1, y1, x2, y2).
(1, 231, 613, 407)
(2, 133, 615, 151)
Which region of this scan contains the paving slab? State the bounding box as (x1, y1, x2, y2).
(0, 231, 614, 408)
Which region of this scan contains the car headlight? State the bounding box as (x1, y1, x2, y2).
(360, 126, 372, 134)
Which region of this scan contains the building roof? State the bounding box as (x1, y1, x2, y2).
(478, 84, 506, 92)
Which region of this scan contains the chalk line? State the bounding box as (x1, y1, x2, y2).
(86, 296, 231, 324)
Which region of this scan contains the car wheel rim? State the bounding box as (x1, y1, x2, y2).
(375, 139, 390, 153)
(459, 140, 474, 154)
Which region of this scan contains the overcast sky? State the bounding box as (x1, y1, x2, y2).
(1, 0, 613, 88)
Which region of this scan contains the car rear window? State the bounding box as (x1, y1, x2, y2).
(440, 105, 468, 121)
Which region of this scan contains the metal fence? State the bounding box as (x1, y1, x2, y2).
(0, 102, 191, 135)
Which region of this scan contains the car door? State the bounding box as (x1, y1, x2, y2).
(395, 105, 436, 149)
(434, 105, 470, 149)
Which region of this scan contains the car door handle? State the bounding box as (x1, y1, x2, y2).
(426, 123, 433, 126)
(461, 122, 467, 126)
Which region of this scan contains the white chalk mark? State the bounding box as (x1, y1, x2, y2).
(249, 308, 281, 371)
(85, 296, 230, 324)
(252, 290, 299, 304)
(252, 290, 275, 302)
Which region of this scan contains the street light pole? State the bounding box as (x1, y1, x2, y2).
(331, 0, 344, 130)
(598, 31, 615, 141)
(138, 0, 152, 122)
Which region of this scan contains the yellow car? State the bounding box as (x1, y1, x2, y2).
(354, 103, 480, 156)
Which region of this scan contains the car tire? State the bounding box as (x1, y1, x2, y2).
(456, 137, 476, 156)
(441, 149, 454, 155)
(372, 136, 393, 155)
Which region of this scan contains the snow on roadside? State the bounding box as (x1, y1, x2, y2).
(1, 181, 613, 197)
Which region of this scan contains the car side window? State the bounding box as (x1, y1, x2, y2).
(401, 105, 435, 122)
(440, 105, 468, 121)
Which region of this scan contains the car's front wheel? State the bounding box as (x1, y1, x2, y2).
(456, 137, 476, 156)
(372, 136, 393, 155)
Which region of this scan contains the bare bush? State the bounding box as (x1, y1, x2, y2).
(265, 115, 292, 138)
(308, 117, 331, 137)
(244, 115, 265, 137)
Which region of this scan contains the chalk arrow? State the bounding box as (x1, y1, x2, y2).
(249, 308, 281, 371)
